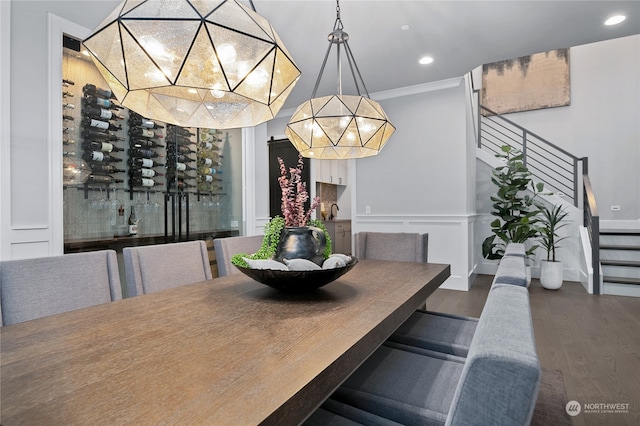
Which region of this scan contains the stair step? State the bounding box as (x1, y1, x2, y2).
(601, 259, 640, 267)
(603, 276, 640, 285)
(600, 229, 640, 236)
(600, 244, 640, 251)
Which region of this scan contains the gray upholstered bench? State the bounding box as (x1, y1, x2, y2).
(387, 243, 527, 358)
(306, 244, 537, 425)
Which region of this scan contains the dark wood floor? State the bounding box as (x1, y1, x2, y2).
(427, 275, 640, 426)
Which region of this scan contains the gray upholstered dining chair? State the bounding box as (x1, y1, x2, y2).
(353, 231, 475, 355)
(123, 240, 212, 297)
(354, 231, 428, 263)
(213, 235, 264, 276)
(0, 250, 122, 326)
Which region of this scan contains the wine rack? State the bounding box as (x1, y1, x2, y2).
(81, 84, 126, 187)
(62, 43, 237, 242)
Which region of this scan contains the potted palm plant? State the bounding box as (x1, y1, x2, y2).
(537, 203, 569, 290)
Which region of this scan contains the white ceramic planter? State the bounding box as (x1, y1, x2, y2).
(540, 260, 563, 290)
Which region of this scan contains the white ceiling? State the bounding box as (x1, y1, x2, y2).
(253, 0, 640, 112)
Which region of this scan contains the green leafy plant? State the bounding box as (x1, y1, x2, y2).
(482, 145, 545, 260)
(537, 203, 569, 262)
(231, 216, 333, 268)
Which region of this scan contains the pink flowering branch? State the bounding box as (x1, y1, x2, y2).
(278, 155, 320, 227)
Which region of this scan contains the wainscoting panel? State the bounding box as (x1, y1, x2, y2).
(354, 215, 474, 291)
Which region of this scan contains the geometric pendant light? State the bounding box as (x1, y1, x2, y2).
(83, 0, 301, 129)
(285, 0, 395, 159)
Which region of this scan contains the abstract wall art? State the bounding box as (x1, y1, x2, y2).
(481, 48, 570, 115)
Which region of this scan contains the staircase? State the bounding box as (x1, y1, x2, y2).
(470, 78, 639, 296)
(600, 229, 640, 297)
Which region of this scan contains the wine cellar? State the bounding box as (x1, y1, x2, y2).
(62, 36, 242, 251)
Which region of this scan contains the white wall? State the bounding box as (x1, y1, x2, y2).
(497, 35, 640, 224)
(353, 80, 474, 290)
(2, 1, 120, 259)
(267, 79, 475, 291)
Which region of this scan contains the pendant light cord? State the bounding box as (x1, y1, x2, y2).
(310, 0, 370, 99)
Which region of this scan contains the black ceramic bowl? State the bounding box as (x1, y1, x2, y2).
(235, 258, 358, 292)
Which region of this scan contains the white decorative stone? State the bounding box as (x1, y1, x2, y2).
(329, 253, 351, 263)
(243, 258, 288, 271)
(322, 257, 346, 269)
(283, 258, 322, 271)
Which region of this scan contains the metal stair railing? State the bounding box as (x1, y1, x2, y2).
(478, 104, 583, 207)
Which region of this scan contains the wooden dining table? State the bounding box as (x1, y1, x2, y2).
(1, 259, 450, 426)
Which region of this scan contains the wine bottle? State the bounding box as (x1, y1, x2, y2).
(81, 129, 124, 142)
(63, 150, 76, 157)
(129, 177, 160, 188)
(198, 141, 222, 150)
(62, 78, 75, 86)
(167, 162, 196, 172)
(63, 139, 75, 145)
(197, 166, 222, 175)
(129, 167, 163, 178)
(167, 153, 195, 163)
(82, 95, 123, 110)
(82, 84, 114, 99)
(168, 145, 196, 155)
(129, 138, 165, 149)
(129, 127, 161, 139)
(197, 157, 222, 167)
(196, 174, 222, 183)
(197, 182, 223, 193)
(199, 132, 221, 143)
(63, 103, 75, 109)
(63, 115, 75, 121)
(115, 204, 127, 237)
(63, 127, 75, 133)
(90, 164, 125, 174)
(128, 148, 162, 159)
(63, 91, 74, 98)
(128, 206, 138, 236)
(198, 149, 223, 158)
(81, 116, 122, 132)
(83, 105, 124, 121)
(128, 157, 165, 168)
(128, 115, 164, 129)
(82, 151, 123, 163)
(86, 174, 124, 184)
(165, 134, 193, 145)
(82, 141, 124, 153)
(166, 125, 195, 137)
(167, 169, 195, 179)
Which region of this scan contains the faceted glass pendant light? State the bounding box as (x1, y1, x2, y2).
(285, 0, 395, 159)
(83, 0, 301, 129)
(287, 94, 395, 159)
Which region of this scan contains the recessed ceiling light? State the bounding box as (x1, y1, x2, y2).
(401, 24, 410, 31)
(605, 15, 626, 26)
(419, 56, 434, 65)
